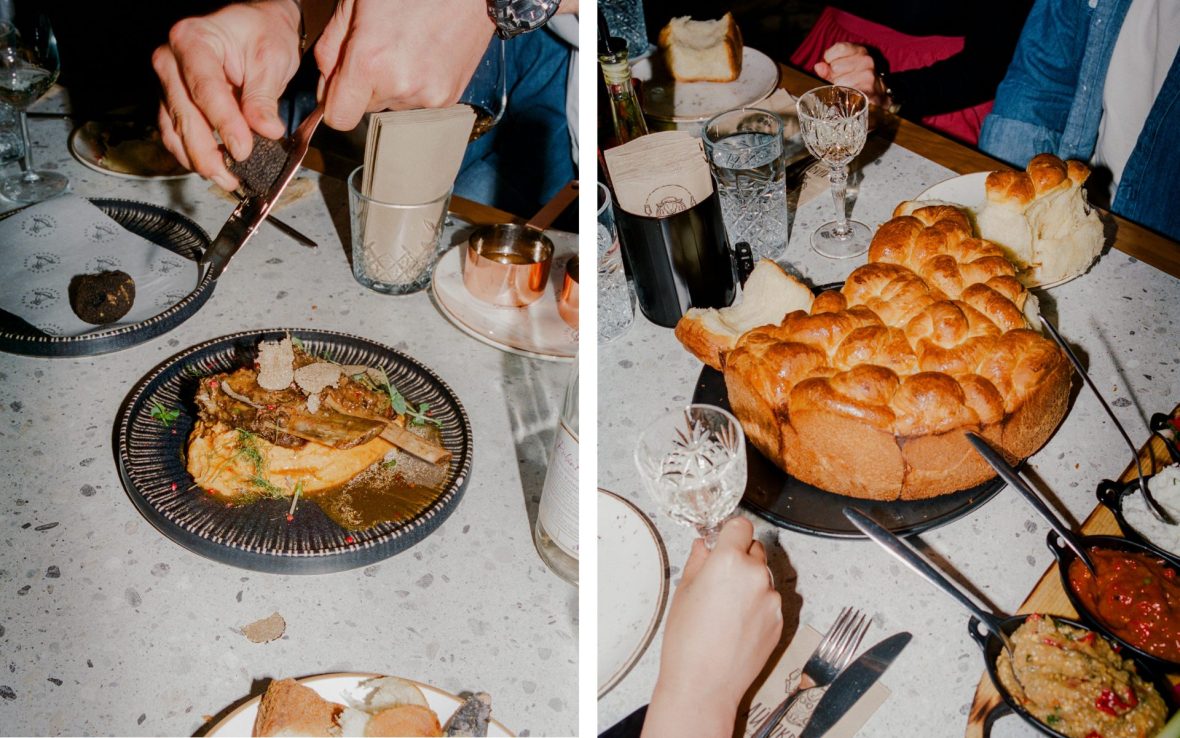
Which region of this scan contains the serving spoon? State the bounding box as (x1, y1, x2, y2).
(1040, 315, 1176, 525)
(843, 507, 1016, 658)
(966, 433, 1096, 574)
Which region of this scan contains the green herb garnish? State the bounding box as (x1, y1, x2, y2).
(369, 368, 440, 427)
(382, 457, 398, 469)
(150, 401, 180, 427)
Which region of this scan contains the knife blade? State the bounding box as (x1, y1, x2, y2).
(200, 105, 323, 280)
(798, 632, 911, 738)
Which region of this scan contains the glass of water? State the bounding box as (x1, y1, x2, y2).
(597, 183, 635, 342)
(796, 85, 870, 259)
(703, 107, 788, 262)
(635, 404, 747, 549)
(599, 0, 653, 60)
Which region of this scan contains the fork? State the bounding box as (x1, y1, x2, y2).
(750, 607, 871, 738)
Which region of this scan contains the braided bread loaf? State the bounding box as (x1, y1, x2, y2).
(720, 205, 1071, 500)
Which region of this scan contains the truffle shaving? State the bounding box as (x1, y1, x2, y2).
(256, 337, 295, 391)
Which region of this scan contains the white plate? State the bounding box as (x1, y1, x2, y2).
(914, 171, 989, 218)
(915, 172, 1083, 289)
(430, 230, 578, 362)
(68, 121, 193, 181)
(639, 47, 780, 123)
(598, 489, 669, 698)
(205, 672, 514, 737)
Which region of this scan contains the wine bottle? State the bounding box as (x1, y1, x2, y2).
(533, 359, 579, 584)
(598, 36, 648, 146)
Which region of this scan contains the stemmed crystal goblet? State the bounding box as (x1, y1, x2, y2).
(0, 15, 67, 203)
(635, 404, 748, 549)
(797, 85, 870, 259)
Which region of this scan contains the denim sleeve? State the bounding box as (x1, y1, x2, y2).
(978, 0, 1087, 166)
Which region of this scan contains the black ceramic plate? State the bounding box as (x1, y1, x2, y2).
(0, 198, 214, 357)
(114, 329, 474, 574)
(692, 366, 1005, 538)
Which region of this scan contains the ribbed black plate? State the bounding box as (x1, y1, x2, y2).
(693, 366, 1005, 538)
(0, 198, 214, 357)
(114, 329, 474, 573)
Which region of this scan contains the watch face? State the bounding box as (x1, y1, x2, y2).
(490, 0, 561, 37)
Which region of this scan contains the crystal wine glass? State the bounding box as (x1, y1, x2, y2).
(0, 15, 67, 203)
(460, 37, 506, 141)
(634, 404, 748, 549)
(797, 85, 870, 259)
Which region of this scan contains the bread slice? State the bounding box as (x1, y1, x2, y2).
(253, 679, 345, 737)
(348, 677, 430, 712)
(363, 705, 442, 737)
(674, 259, 813, 370)
(659, 13, 743, 83)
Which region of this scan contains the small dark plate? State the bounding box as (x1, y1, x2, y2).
(0, 198, 214, 357)
(692, 366, 1005, 538)
(114, 329, 474, 574)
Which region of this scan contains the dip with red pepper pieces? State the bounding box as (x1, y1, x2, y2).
(996, 615, 1166, 738)
(1068, 547, 1180, 662)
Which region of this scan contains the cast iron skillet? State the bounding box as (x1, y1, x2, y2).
(1097, 414, 1180, 551)
(968, 431, 1180, 671)
(845, 507, 1175, 738)
(1048, 531, 1180, 672)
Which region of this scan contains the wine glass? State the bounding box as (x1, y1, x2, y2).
(796, 85, 870, 259)
(460, 37, 506, 141)
(0, 15, 67, 202)
(634, 404, 747, 549)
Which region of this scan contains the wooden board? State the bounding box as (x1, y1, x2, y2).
(964, 404, 1180, 737)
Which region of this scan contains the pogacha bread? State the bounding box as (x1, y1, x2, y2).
(699, 205, 1070, 500)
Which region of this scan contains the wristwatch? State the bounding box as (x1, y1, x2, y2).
(486, 0, 562, 39)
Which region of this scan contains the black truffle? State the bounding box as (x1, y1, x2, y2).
(69, 270, 135, 324)
(226, 134, 289, 197)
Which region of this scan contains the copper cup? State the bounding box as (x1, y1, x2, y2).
(558, 256, 579, 329)
(463, 224, 554, 307)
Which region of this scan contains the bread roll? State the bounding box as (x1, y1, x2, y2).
(976, 154, 1104, 286)
(253, 679, 345, 737)
(674, 259, 814, 371)
(659, 13, 743, 83)
(682, 205, 1071, 500)
(364, 705, 442, 737)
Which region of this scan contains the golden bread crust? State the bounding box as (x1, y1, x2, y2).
(253, 679, 344, 737)
(364, 705, 442, 737)
(716, 206, 1070, 499)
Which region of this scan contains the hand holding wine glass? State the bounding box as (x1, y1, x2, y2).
(797, 85, 870, 259)
(634, 404, 747, 549)
(0, 14, 68, 203)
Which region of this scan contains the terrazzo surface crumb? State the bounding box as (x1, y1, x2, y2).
(1, 89, 577, 738)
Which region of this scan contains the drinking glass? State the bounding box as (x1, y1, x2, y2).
(460, 38, 506, 141)
(597, 183, 635, 342)
(599, 0, 653, 60)
(703, 107, 788, 261)
(635, 404, 747, 549)
(0, 16, 67, 202)
(796, 86, 870, 259)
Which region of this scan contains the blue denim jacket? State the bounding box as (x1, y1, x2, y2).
(978, 0, 1180, 242)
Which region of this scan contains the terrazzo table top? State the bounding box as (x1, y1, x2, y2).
(0, 91, 578, 737)
(598, 142, 1180, 737)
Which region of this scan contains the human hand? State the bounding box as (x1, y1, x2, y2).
(813, 42, 892, 109)
(151, 0, 303, 191)
(314, 0, 497, 131)
(642, 518, 783, 737)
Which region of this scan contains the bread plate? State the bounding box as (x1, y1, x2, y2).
(68, 120, 193, 180)
(637, 47, 780, 124)
(114, 329, 473, 573)
(598, 489, 669, 698)
(204, 673, 514, 737)
(431, 231, 578, 362)
(915, 172, 1081, 290)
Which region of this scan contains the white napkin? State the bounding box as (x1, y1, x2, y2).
(0, 196, 199, 336)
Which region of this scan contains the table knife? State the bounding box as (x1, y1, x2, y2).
(200, 105, 323, 280)
(798, 632, 911, 738)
